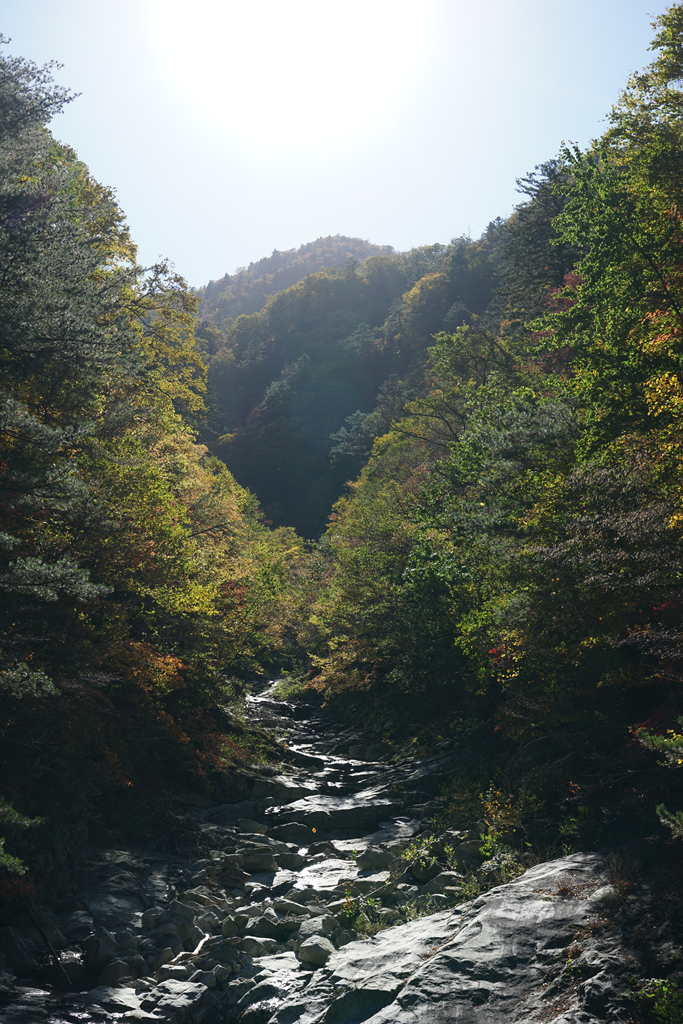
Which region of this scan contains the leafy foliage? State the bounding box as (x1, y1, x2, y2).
(301, 4, 683, 846)
(0, 42, 303, 872)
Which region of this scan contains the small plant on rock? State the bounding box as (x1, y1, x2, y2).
(608, 851, 641, 894)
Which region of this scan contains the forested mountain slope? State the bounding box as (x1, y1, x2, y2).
(196, 235, 394, 324)
(199, 229, 511, 534)
(302, 3, 683, 857)
(0, 44, 303, 872)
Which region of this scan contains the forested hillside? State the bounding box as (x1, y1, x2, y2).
(300, 5, 683, 849)
(199, 228, 506, 533)
(0, 45, 304, 870)
(196, 235, 394, 324)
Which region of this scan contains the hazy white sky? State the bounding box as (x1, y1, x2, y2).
(1, 0, 668, 286)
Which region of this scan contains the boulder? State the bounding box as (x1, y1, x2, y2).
(219, 864, 251, 888)
(241, 936, 278, 956)
(356, 845, 394, 871)
(150, 946, 175, 972)
(140, 978, 208, 1023)
(195, 911, 221, 934)
(297, 915, 335, 942)
(61, 910, 95, 942)
(298, 935, 335, 965)
(83, 926, 119, 972)
(240, 850, 278, 873)
(410, 858, 441, 882)
(235, 818, 267, 835)
(141, 906, 166, 932)
(274, 898, 310, 916)
(422, 870, 465, 895)
(221, 917, 240, 938)
(276, 851, 306, 869)
(244, 914, 280, 940)
(97, 959, 132, 986)
(270, 852, 611, 1023)
(157, 963, 190, 982)
(190, 968, 217, 988)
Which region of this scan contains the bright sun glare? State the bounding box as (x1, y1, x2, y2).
(153, 0, 430, 153)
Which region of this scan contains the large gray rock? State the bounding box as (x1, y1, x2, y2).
(265, 853, 611, 1023)
(268, 789, 402, 832)
(240, 849, 278, 873)
(297, 915, 335, 942)
(423, 870, 465, 895)
(298, 935, 335, 965)
(356, 845, 394, 871)
(236, 817, 268, 834)
(82, 926, 118, 972)
(140, 978, 208, 1023)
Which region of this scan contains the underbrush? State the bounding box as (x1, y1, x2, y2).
(270, 673, 312, 700)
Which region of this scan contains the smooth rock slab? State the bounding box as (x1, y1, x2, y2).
(140, 978, 208, 1023)
(269, 790, 402, 832)
(265, 852, 609, 1024)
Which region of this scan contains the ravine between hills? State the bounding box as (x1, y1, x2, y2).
(0, 684, 671, 1023)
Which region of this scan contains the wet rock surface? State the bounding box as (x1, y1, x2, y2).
(0, 685, 665, 1022)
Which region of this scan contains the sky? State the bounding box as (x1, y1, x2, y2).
(1, 0, 670, 287)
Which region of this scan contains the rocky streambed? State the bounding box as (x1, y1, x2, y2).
(0, 685, 667, 1023)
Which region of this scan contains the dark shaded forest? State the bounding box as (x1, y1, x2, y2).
(3, 2, 683, 903)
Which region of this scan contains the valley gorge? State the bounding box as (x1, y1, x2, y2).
(0, 685, 674, 1024)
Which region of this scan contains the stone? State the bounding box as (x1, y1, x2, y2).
(114, 928, 138, 950)
(195, 911, 221, 933)
(356, 845, 394, 871)
(141, 906, 166, 932)
(190, 968, 217, 988)
(298, 935, 335, 965)
(422, 870, 465, 895)
(587, 884, 619, 905)
(98, 958, 133, 986)
(410, 857, 441, 882)
(221, 917, 240, 938)
(73, 984, 145, 1013)
(235, 818, 267, 835)
(241, 936, 278, 956)
(244, 914, 281, 940)
(150, 946, 175, 972)
(297, 915, 335, 942)
(273, 898, 310, 916)
(269, 791, 402, 832)
(276, 851, 306, 869)
(275, 915, 307, 933)
(240, 850, 278, 873)
(219, 864, 251, 888)
(157, 963, 190, 982)
(169, 900, 195, 924)
(449, 838, 485, 871)
(83, 926, 119, 972)
(85, 893, 144, 928)
(61, 910, 95, 942)
(140, 978, 208, 1023)
(271, 852, 611, 1023)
